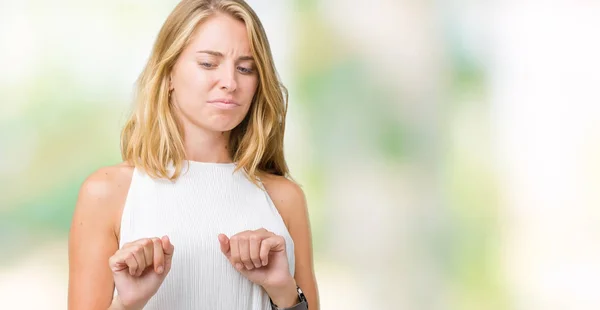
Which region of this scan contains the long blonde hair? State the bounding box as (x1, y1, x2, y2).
(120, 0, 289, 184)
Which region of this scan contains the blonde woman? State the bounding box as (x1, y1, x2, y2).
(68, 1, 319, 309)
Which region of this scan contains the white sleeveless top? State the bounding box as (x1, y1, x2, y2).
(118, 161, 295, 310)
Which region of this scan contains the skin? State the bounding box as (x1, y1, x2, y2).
(68, 12, 319, 310)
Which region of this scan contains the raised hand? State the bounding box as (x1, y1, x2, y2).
(218, 228, 292, 288)
(108, 236, 175, 310)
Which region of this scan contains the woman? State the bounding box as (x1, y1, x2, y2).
(68, 0, 319, 309)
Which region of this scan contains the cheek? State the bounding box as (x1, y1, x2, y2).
(240, 77, 259, 101)
(176, 63, 214, 93)
(175, 74, 215, 110)
(188, 70, 214, 94)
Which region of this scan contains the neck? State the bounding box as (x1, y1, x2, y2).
(182, 128, 233, 164)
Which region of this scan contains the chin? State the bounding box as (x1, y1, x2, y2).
(203, 120, 243, 133)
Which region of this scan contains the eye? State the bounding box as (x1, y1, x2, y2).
(237, 66, 254, 74)
(199, 62, 216, 69)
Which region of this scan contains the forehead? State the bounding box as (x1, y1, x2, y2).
(188, 13, 251, 54)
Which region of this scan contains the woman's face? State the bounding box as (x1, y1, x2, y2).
(169, 13, 258, 133)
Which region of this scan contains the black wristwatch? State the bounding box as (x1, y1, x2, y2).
(270, 286, 308, 310)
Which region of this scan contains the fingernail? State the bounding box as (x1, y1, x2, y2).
(235, 263, 243, 270)
(157, 266, 164, 274)
(262, 260, 267, 267)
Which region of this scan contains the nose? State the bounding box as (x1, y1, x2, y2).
(219, 65, 237, 92)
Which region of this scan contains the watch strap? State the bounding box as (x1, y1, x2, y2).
(270, 286, 308, 310)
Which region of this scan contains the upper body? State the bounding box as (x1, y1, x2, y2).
(116, 161, 301, 309)
(68, 1, 319, 309)
(69, 162, 317, 310)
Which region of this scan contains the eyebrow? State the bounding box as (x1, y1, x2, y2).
(196, 50, 254, 61)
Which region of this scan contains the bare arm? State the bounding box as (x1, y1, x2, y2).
(262, 175, 321, 310)
(68, 164, 133, 310)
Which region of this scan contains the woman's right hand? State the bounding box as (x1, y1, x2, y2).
(108, 236, 175, 310)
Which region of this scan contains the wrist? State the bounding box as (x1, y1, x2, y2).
(109, 295, 144, 310)
(108, 296, 126, 310)
(263, 276, 299, 308)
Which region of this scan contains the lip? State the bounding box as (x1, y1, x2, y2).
(207, 98, 240, 109)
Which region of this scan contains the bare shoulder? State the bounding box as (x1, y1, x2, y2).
(74, 162, 135, 237)
(79, 162, 134, 202)
(259, 173, 308, 227)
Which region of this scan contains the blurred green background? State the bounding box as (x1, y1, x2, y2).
(1, 1, 600, 309)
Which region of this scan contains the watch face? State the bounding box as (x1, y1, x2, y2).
(297, 286, 307, 302)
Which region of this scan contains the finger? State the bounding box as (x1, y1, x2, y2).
(109, 250, 131, 272)
(249, 229, 274, 266)
(259, 239, 270, 266)
(161, 235, 174, 257)
(229, 236, 243, 271)
(141, 239, 154, 275)
(238, 236, 254, 270)
(122, 238, 147, 249)
(264, 235, 286, 252)
(160, 236, 175, 272)
(152, 238, 165, 274)
(131, 246, 147, 277)
(251, 229, 274, 239)
(218, 234, 231, 258)
(109, 238, 156, 275)
(125, 251, 139, 276)
(258, 235, 286, 268)
(249, 235, 262, 268)
(121, 238, 152, 274)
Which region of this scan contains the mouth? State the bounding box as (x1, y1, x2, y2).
(207, 99, 240, 110)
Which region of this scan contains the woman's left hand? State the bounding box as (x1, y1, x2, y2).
(218, 228, 293, 289)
